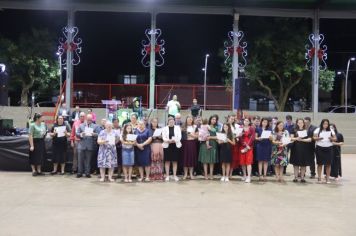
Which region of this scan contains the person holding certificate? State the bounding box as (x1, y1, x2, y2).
(149, 118, 164, 181)
(134, 120, 152, 182)
(255, 117, 272, 181)
(162, 117, 182, 182)
(50, 115, 71, 175)
(228, 114, 241, 178)
(238, 118, 255, 183)
(271, 121, 290, 182)
(313, 119, 336, 184)
(218, 123, 235, 182)
(120, 124, 136, 182)
(181, 116, 198, 180)
(290, 118, 312, 183)
(97, 121, 119, 182)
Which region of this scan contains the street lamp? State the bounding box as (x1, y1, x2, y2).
(345, 57, 356, 113)
(56, 52, 63, 94)
(203, 54, 209, 110)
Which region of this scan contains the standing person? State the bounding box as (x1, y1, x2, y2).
(283, 115, 294, 174)
(71, 105, 81, 125)
(75, 114, 98, 178)
(28, 113, 47, 176)
(255, 117, 272, 181)
(313, 119, 336, 184)
(181, 116, 198, 180)
(129, 113, 139, 131)
(304, 117, 317, 178)
(198, 118, 212, 149)
(120, 124, 136, 183)
(70, 112, 86, 174)
(198, 115, 219, 180)
(58, 103, 71, 123)
(238, 118, 255, 183)
(174, 113, 183, 126)
(229, 114, 241, 178)
(91, 118, 106, 175)
(134, 120, 152, 182)
(194, 116, 202, 128)
(112, 118, 122, 178)
(252, 116, 261, 176)
(162, 116, 182, 182)
(190, 98, 201, 118)
(97, 121, 119, 182)
(87, 108, 97, 123)
(149, 118, 164, 181)
(50, 116, 71, 175)
(166, 95, 181, 118)
(271, 121, 290, 182)
(330, 124, 344, 180)
(218, 123, 235, 182)
(290, 118, 313, 183)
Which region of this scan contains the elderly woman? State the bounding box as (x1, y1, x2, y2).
(162, 116, 182, 182)
(28, 113, 47, 176)
(97, 121, 119, 182)
(134, 120, 152, 181)
(50, 115, 71, 175)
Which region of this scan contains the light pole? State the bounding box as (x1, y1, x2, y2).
(345, 57, 356, 113)
(337, 71, 346, 106)
(203, 54, 209, 110)
(56, 52, 62, 94)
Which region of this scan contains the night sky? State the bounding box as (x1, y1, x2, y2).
(1, 9, 356, 104)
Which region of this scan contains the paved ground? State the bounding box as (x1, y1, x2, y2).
(1, 155, 356, 236)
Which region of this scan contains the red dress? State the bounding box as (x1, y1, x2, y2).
(231, 140, 241, 169)
(239, 126, 255, 165)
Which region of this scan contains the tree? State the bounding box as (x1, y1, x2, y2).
(0, 29, 58, 106)
(221, 18, 335, 111)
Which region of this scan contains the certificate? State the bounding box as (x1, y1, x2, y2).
(216, 132, 227, 142)
(261, 130, 272, 139)
(84, 127, 93, 136)
(152, 128, 162, 137)
(281, 136, 291, 145)
(187, 126, 194, 134)
(235, 127, 243, 136)
(320, 131, 331, 141)
(107, 134, 116, 145)
(127, 134, 137, 141)
(55, 126, 66, 138)
(297, 130, 308, 138)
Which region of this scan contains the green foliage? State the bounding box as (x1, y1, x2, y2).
(319, 69, 335, 92)
(0, 28, 59, 105)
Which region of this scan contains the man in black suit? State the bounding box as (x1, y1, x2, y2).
(71, 105, 81, 125)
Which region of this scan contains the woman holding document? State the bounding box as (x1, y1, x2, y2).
(218, 123, 235, 182)
(271, 121, 290, 182)
(97, 121, 119, 182)
(238, 118, 255, 183)
(313, 119, 336, 184)
(290, 118, 312, 183)
(149, 118, 164, 181)
(182, 116, 198, 180)
(255, 117, 272, 181)
(135, 120, 152, 182)
(121, 124, 136, 182)
(50, 115, 71, 175)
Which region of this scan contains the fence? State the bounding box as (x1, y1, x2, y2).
(72, 83, 232, 110)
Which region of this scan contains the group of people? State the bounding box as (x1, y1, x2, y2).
(28, 101, 344, 185)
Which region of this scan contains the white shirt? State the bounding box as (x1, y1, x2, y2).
(166, 100, 180, 116)
(314, 128, 335, 147)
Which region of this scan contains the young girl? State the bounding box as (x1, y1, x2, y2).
(239, 118, 255, 183)
(271, 121, 290, 182)
(120, 124, 136, 182)
(199, 118, 211, 149)
(218, 123, 235, 182)
(255, 117, 272, 181)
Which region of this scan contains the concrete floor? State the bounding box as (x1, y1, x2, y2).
(1, 155, 356, 236)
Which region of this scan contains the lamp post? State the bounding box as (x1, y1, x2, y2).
(203, 54, 209, 110)
(345, 57, 356, 113)
(56, 52, 62, 94)
(337, 71, 346, 106)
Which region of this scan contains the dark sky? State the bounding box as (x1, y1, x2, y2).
(1, 9, 356, 103)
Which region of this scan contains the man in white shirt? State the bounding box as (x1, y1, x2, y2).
(166, 95, 181, 118)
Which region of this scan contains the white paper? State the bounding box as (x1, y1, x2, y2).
(62, 110, 67, 116)
(281, 136, 291, 145)
(235, 127, 243, 136)
(84, 127, 93, 136)
(216, 132, 227, 142)
(187, 126, 194, 134)
(297, 130, 308, 138)
(261, 130, 272, 139)
(107, 134, 116, 145)
(55, 126, 66, 138)
(127, 134, 137, 141)
(152, 128, 162, 137)
(320, 131, 331, 141)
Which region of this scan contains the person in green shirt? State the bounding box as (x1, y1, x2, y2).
(166, 95, 181, 118)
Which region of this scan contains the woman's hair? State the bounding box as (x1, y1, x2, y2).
(221, 123, 233, 140)
(202, 118, 208, 125)
(182, 115, 194, 131)
(167, 116, 175, 125)
(130, 113, 138, 119)
(330, 123, 338, 134)
(243, 117, 251, 126)
(56, 115, 64, 124)
(33, 113, 42, 122)
(319, 119, 331, 132)
(259, 117, 270, 129)
(122, 124, 132, 141)
(150, 118, 159, 130)
(208, 115, 218, 126)
(274, 120, 285, 133)
(294, 118, 305, 131)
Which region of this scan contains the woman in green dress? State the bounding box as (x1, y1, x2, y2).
(199, 115, 219, 180)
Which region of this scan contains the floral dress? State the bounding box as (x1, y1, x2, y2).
(271, 131, 289, 167)
(97, 130, 119, 168)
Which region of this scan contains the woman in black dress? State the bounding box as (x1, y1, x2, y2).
(290, 118, 312, 183)
(218, 123, 235, 182)
(50, 116, 71, 175)
(330, 123, 344, 180)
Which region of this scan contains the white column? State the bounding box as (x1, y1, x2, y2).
(149, 12, 157, 109)
(232, 13, 239, 111)
(65, 10, 75, 108)
(312, 10, 320, 117)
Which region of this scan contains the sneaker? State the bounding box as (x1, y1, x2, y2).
(145, 178, 151, 182)
(225, 177, 230, 182)
(245, 177, 251, 183)
(165, 176, 170, 182)
(124, 179, 129, 183)
(99, 178, 105, 182)
(241, 176, 246, 181)
(128, 179, 132, 183)
(137, 178, 143, 182)
(173, 176, 179, 182)
(220, 177, 225, 182)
